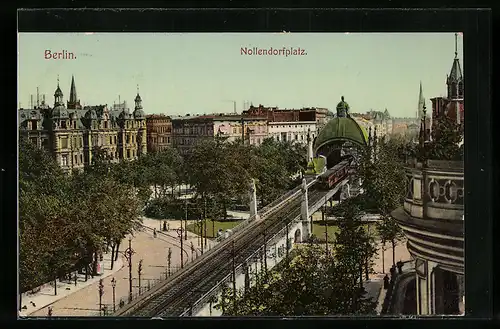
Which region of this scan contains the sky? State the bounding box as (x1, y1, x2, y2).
(17, 33, 463, 118)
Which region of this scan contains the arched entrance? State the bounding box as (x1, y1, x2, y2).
(294, 229, 302, 243)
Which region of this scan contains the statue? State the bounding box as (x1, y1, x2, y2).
(336, 96, 350, 118)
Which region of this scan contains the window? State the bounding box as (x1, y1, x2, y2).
(73, 121, 76, 129)
(30, 137, 37, 145)
(61, 137, 68, 149)
(295, 134, 298, 140)
(80, 154, 83, 163)
(114, 136, 117, 144)
(32, 121, 38, 130)
(167, 137, 170, 143)
(126, 135, 130, 143)
(61, 155, 68, 166)
(127, 149, 130, 158)
(61, 121, 67, 129)
(104, 121, 108, 129)
(74, 155, 78, 164)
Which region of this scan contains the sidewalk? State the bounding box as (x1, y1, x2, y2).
(141, 217, 218, 254)
(371, 240, 412, 314)
(26, 227, 188, 317)
(19, 250, 124, 317)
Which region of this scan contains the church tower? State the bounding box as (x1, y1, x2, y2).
(446, 33, 464, 124)
(417, 81, 426, 120)
(67, 75, 82, 109)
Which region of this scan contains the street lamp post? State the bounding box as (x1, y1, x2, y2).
(111, 277, 116, 312)
(323, 203, 329, 256)
(98, 279, 104, 316)
(184, 200, 188, 240)
(124, 238, 135, 303)
(204, 198, 208, 247)
(138, 259, 143, 295)
(167, 247, 172, 277)
(176, 228, 184, 268)
(196, 219, 202, 247)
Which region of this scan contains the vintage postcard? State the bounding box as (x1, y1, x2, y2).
(18, 32, 464, 318)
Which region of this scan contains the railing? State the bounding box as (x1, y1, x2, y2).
(109, 265, 185, 316)
(216, 178, 318, 243)
(403, 161, 464, 221)
(180, 217, 302, 317)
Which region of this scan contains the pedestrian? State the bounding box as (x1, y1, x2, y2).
(153, 228, 157, 238)
(383, 274, 390, 289)
(48, 306, 53, 317)
(390, 265, 396, 278)
(166, 223, 170, 231)
(397, 260, 403, 274)
(163, 221, 167, 231)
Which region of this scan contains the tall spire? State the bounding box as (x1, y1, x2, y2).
(69, 75, 77, 104)
(447, 34, 463, 84)
(447, 33, 464, 100)
(417, 81, 426, 119)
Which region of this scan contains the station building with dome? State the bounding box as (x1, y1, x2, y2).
(18, 76, 147, 173)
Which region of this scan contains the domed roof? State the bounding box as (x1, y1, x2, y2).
(314, 117, 368, 152)
(133, 108, 145, 119)
(52, 104, 69, 119)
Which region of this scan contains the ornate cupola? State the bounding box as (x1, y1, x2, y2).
(54, 77, 64, 107)
(52, 76, 69, 120)
(133, 85, 146, 119)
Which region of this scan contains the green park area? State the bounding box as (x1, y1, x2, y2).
(305, 157, 326, 175)
(312, 222, 378, 243)
(186, 220, 243, 238)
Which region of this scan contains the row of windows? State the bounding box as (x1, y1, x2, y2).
(149, 136, 171, 144)
(274, 132, 315, 142)
(149, 126, 172, 133)
(270, 124, 315, 129)
(60, 153, 84, 167)
(55, 119, 144, 131)
(60, 148, 139, 167)
(59, 133, 143, 149)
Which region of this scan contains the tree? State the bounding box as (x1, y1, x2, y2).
(376, 215, 405, 267)
(425, 114, 463, 161)
(19, 137, 144, 292)
(252, 138, 295, 206)
(187, 137, 250, 219)
(216, 243, 376, 316)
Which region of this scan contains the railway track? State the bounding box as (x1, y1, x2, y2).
(124, 187, 332, 317)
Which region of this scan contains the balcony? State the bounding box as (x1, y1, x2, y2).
(392, 159, 464, 274)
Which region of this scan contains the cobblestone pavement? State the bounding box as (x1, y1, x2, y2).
(29, 228, 189, 317)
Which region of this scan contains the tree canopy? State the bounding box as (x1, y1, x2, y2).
(19, 138, 143, 293)
(216, 243, 376, 316)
